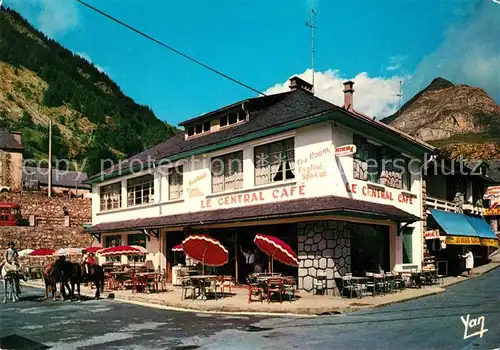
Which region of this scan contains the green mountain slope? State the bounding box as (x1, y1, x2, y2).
(0, 8, 180, 175)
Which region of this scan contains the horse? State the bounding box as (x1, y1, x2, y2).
(83, 263, 105, 299)
(1, 262, 26, 303)
(44, 261, 104, 300)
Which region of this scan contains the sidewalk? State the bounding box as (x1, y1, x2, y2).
(22, 261, 500, 316)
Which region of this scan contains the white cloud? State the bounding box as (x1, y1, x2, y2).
(7, 0, 79, 37)
(76, 52, 106, 73)
(405, 0, 500, 102)
(265, 69, 405, 119)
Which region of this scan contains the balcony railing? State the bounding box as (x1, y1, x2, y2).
(426, 196, 457, 212)
(426, 196, 485, 214)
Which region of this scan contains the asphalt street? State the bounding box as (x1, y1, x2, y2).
(1, 268, 499, 350)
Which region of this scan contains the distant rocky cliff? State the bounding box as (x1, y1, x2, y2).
(381, 77, 500, 160)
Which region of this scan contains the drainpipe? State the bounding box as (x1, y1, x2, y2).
(153, 163, 163, 216)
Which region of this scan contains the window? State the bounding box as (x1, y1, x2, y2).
(402, 158, 412, 191)
(168, 166, 183, 200)
(100, 182, 122, 211)
(254, 138, 295, 185)
(402, 227, 413, 264)
(104, 235, 122, 262)
(127, 175, 154, 206)
(104, 235, 121, 247)
(353, 135, 381, 182)
(379, 147, 403, 189)
(128, 233, 146, 248)
(186, 121, 211, 138)
(220, 110, 245, 128)
(211, 151, 244, 193)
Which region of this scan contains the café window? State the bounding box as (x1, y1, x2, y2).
(379, 148, 403, 189)
(168, 166, 183, 200)
(104, 235, 121, 247)
(402, 157, 412, 191)
(353, 135, 381, 184)
(127, 174, 154, 206)
(254, 137, 295, 185)
(100, 182, 122, 211)
(211, 151, 244, 193)
(128, 233, 146, 248)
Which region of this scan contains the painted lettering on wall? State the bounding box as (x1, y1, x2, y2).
(187, 187, 204, 198)
(297, 146, 330, 181)
(345, 183, 415, 205)
(200, 185, 306, 209)
(188, 173, 208, 187)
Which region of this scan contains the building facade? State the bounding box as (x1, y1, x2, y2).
(0, 129, 23, 191)
(87, 77, 434, 292)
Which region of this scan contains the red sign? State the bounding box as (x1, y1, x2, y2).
(345, 183, 415, 205)
(424, 229, 440, 239)
(484, 186, 500, 200)
(335, 144, 356, 157)
(201, 185, 306, 209)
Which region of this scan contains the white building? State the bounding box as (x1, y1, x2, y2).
(85, 77, 435, 292)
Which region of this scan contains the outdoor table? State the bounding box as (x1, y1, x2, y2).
(190, 275, 218, 300)
(109, 271, 129, 290)
(134, 272, 159, 292)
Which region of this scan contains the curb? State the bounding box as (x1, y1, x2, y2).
(20, 282, 351, 317)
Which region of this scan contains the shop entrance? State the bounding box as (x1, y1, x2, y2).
(350, 223, 390, 275)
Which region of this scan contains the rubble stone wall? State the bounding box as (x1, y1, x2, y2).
(0, 192, 91, 220)
(297, 220, 351, 294)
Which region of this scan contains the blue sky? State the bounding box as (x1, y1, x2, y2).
(6, 0, 500, 125)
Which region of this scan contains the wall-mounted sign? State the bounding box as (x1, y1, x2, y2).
(445, 236, 481, 245)
(335, 144, 356, 157)
(345, 183, 416, 205)
(483, 206, 500, 216)
(200, 184, 306, 209)
(483, 186, 500, 200)
(424, 229, 440, 240)
(480, 238, 499, 247)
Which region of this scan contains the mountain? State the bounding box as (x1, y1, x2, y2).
(381, 77, 500, 160)
(0, 8, 180, 175)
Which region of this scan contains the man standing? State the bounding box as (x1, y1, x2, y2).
(240, 246, 255, 282)
(461, 248, 474, 277)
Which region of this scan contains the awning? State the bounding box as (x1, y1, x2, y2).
(430, 209, 498, 247)
(88, 195, 421, 234)
(465, 215, 499, 247)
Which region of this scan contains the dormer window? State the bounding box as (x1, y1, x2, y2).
(186, 120, 211, 138)
(220, 110, 246, 128)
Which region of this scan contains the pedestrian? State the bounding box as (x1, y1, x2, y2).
(240, 246, 256, 281)
(2, 241, 19, 269)
(461, 248, 474, 277)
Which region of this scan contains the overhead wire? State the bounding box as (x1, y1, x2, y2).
(76, 0, 317, 116)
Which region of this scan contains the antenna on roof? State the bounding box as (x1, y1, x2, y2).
(305, 8, 316, 94)
(396, 80, 402, 117)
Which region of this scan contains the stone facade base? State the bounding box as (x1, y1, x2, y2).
(298, 220, 351, 293)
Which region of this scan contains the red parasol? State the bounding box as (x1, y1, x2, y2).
(98, 245, 148, 256)
(172, 244, 183, 252)
(84, 246, 102, 254)
(29, 248, 56, 257)
(182, 235, 228, 274)
(254, 234, 299, 272)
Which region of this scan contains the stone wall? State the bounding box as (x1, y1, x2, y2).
(297, 221, 351, 294)
(0, 192, 93, 269)
(0, 192, 91, 220)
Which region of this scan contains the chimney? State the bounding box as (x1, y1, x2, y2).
(343, 81, 354, 111)
(11, 131, 22, 145)
(289, 76, 313, 93)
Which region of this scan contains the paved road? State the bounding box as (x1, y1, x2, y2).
(1, 268, 499, 349)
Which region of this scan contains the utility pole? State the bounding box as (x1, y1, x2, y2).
(48, 117, 52, 197)
(305, 8, 316, 93)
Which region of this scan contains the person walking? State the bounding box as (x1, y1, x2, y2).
(461, 248, 474, 277)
